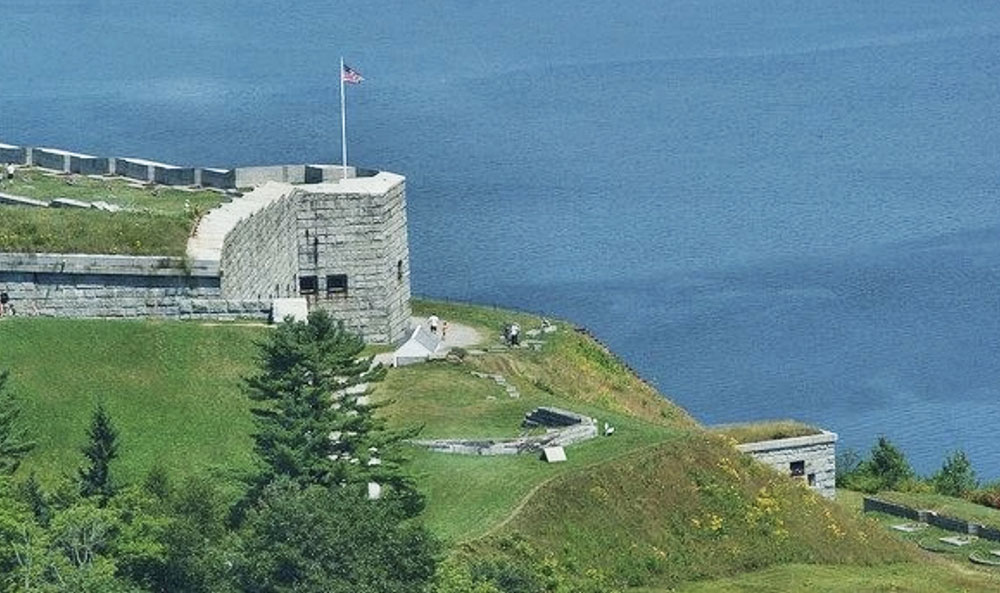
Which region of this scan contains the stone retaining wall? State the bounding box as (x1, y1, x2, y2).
(0, 253, 269, 319)
(863, 496, 1000, 542)
(410, 410, 598, 456)
(736, 431, 837, 499)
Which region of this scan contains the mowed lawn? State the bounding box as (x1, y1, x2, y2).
(0, 318, 265, 488)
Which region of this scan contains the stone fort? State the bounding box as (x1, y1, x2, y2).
(0, 142, 411, 343)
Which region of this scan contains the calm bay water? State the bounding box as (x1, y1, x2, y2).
(4, 1, 1000, 477)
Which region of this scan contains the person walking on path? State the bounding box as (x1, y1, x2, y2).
(0, 292, 9, 317)
(441, 321, 449, 341)
(428, 314, 440, 334)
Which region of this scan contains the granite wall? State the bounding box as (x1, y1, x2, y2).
(0, 253, 269, 319)
(0, 140, 357, 189)
(220, 192, 299, 301)
(736, 431, 838, 499)
(863, 496, 1000, 542)
(291, 174, 411, 343)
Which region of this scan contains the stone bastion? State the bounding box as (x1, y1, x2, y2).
(0, 142, 411, 344)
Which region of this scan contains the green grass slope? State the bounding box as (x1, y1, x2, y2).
(0, 167, 225, 255)
(3, 301, 998, 591)
(1, 317, 264, 487)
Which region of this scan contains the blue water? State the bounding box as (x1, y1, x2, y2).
(4, 1, 1000, 478)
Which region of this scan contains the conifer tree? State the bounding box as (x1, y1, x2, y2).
(78, 403, 120, 499)
(245, 310, 419, 510)
(0, 371, 36, 475)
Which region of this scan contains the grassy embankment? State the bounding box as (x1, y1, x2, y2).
(1, 317, 262, 488)
(0, 167, 225, 255)
(2, 300, 999, 590)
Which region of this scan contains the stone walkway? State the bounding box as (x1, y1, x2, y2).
(186, 181, 291, 261)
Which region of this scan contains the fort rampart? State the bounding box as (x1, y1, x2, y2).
(0, 142, 369, 190)
(0, 142, 411, 343)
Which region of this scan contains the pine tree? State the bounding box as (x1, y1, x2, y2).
(245, 310, 419, 510)
(78, 404, 119, 499)
(0, 371, 36, 475)
(933, 450, 977, 497)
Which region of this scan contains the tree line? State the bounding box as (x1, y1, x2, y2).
(0, 311, 437, 593)
(837, 436, 1000, 508)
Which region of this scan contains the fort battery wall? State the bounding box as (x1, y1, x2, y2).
(0, 140, 371, 190)
(0, 253, 270, 319)
(736, 431, 838, 499)
(0, 140, 412, 343)
(214, 174, 412, 343)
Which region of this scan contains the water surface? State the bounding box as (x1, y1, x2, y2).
(3, 0, 1000, 477)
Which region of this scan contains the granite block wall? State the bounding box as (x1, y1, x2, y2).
(200, 168, 235, 189)
(862, 497, 920, 520)
(863, 497, 1000, 542)
(220, 193, 299, 301)
(70, 155, 110, 176)
(154, 165, 196, 186)
(292, 175, 411, 343)
(736, 431, 838, 499)
(0, 253, 269, 319)
(0, 144, 27, 165)
(32, 148, 71, 172)
(115, 158, 154, 182)
(234, 165, 306, 188)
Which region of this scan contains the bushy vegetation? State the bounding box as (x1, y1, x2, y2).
(0, 311, 438, 592)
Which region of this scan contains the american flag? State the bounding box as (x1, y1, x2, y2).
(342, 64, 364, 84)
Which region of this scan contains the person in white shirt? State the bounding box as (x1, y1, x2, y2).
(428, 314, 440, 334)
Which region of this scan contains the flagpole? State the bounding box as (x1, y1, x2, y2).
(340, 56, 348, 180)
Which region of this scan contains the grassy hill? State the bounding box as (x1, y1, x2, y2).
(1, 317, 262, 488)
(2, 300, 999, 590)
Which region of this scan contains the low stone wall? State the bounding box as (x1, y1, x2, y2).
(410, 408, 598, 455)
(0, 143, 26, 164)
(31, 148, 109, 175)
(200, 168, 235, 189)
(0, 139, 356, 189)
(0, 253, 268, 320)
(736, 431, 837, 499)
(862, 497, 920, 520)
(863, 496, 1000, 542)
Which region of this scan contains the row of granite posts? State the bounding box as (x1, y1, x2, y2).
(0, 141, 364, 190)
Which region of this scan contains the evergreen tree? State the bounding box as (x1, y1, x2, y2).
(933, 450, 977, 497)
(863, 436, 913, 491)
(78, 404, 120, 500)
(245, 310, 418, 502)
(0, 371, 36, 475)
(17, 472, 51, 526)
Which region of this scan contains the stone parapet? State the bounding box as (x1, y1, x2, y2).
(0, 253, 218, 277)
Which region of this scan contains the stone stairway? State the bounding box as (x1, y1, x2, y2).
(186, 181, 292, 262)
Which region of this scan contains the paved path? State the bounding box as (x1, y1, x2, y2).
(372, 316, 483, 367)
(429, 316, 482, 349)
